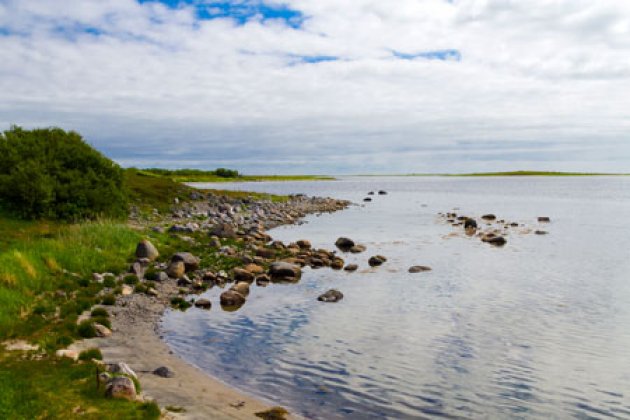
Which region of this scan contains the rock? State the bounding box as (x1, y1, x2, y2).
(481, 214, 496, 221)
(344, 264, 358, 272)
(317, 289, 344, 302)
(121, 284, 133, 296)
(147, 287, 158, 297)
(94, 323, 112, 337)
(231, 281, 251, 296)
(296, 239, 311, 249)
(107, 362, 138, 379)
(464, 218, 478, 229)
(368, 255, 387, 267)
(538, 217, 551, 222)
(367, 191, 374, 195)
(153, 366, 175, 378)
(408, 266, 432, 273)
(156, 271, 169, 282)
(483, 236, 507, 246)
(335, 237, 355, 251)
(233, 268, 255, 282)
(166, 261, 185, 279)
(211, 223, 237, 239)
(135, 240, 159, 261)
(378, 190, 387, 195)
(255, 407, 289, 420)
(220, 290, 246, 307)
(194, 298, 212, 309)
(92, 273, 104, 283)
(331, 258, 345, 270)
(3, 340, 40, 352)
(269, 262, 302, 281)
(105, 376, 136, 400)
(244, 263, 264, 274)
(171, 252, 200, 272)
(56, 349, 79, 361)
(363, 197, 372, 202)
(209, 237, 222, 248)
(256, 247, 275, 259)
(535, 230, 549, 235)
(129, 261, 145, 279)
(350, 244, 366, 253)
(256, 274, 271, 286)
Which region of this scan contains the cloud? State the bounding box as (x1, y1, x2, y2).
(0, 0, 629, 173)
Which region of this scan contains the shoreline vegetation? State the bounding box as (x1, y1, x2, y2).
(138, 168, 335, 183)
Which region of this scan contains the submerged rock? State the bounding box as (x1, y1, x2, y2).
(317, 289, 344, 303)
(482, 235, 507, 246)
(481, 214, 497, 221)
(538, 217, 551, 223)
(408, 266, 432, 273)
(344, 264, 358, 272)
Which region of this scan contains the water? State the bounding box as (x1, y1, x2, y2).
(161, 176, 630, 419)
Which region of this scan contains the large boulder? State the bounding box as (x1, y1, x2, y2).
(269, 262, 302, 282)
(171, 252, 200, 272)
(318, 289, 344, 302)
(296, 239, 311, 250)
(211, 223, 237, 239)
(220, 290, 246, 307)
(135, 240, 159, 261)
(105, 376, 136, 400)
(335, 237, 355, 251)
(464, 218, 477, 229)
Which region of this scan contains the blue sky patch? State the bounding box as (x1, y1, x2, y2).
(393, 49, 462, 61)
(138, 0, 305, 28)
(292, 55, 339, 64)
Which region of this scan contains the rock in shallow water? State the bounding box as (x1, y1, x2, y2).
(194, 298, 212, 309)
(368, 255, 387, 267)
(220, 290, 246, 307)
(408, 266, 432, 273)
(318, 289, 344, 303)
(153, 366, 175, 378)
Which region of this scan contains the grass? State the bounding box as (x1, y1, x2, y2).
(0, 220, 141, 339)
(124, 169, 195, 214)
(0, 355, 159, 419)
(207, 189, 290, 203)
(175, 174, 335, 182)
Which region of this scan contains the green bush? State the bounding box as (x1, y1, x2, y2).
(0, 126, 128, 221)
(123, 274, 138, 285)
(78, 348, 102, 361)
(77, 321, 96, 338)
(103, 276, 116, 288)
(90, 307, 109, 318)
(101, 294, 116, 306)
(91, 316, 111, 329)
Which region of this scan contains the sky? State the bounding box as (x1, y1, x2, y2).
(1, 0, 630, 174)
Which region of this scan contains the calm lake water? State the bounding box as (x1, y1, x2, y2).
(161, 176, 630, 419)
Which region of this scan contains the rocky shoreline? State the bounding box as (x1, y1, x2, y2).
(81, 189, 353, 418)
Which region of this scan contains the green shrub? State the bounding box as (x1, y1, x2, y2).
(123, 274, 138, 285)
(0, 126, 128, 221)
(134, 283, 148, 294)
(90, 307, 109, 318)
(101, 294, 116, 306)
(170, 297, 191, 311)
(78, 348, 102, 361)
(103, 275, 116, 288)
(144, 269, 158, 281)
(77, 321, 96, 338)
(91, 316, 111, 329)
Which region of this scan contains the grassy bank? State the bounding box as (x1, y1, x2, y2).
(137, 168, 335, 183)
(448, 170, 625, 177)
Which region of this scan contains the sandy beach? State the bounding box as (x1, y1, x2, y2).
(83, 277, 298, 419)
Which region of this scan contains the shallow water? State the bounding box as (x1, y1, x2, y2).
(162, 177, 630, 419)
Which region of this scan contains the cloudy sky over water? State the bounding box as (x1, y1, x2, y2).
(1, 0, 629, 174)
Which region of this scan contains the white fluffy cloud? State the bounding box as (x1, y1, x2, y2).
(1, 0, 629, 173)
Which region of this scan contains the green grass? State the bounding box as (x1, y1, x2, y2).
(0, 220, 141, 338)
(175, 174, 335, 182)
(125, 169, 195, 214)
(207, 189, 290, 203)
(0, 355, 159, 419)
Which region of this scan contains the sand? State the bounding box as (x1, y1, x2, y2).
(83, 279, 298, 419)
